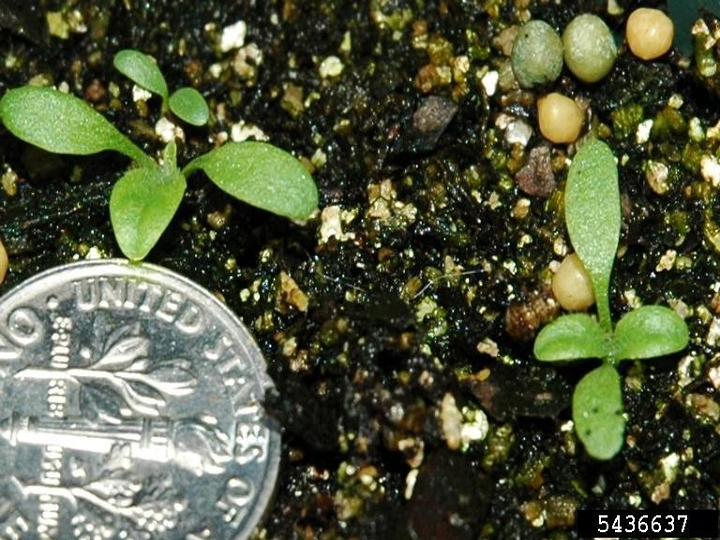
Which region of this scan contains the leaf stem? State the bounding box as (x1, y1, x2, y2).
(594, 274, 613, 337)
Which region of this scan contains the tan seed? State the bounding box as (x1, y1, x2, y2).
(537, 93, 584, 145)
(0, 237, 8, 286)
(552, 253, 595, 311)
(626, 8, 674, 61)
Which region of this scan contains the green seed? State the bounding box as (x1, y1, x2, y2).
(511, 20, 563, 88)
(562, 14, 617, 83)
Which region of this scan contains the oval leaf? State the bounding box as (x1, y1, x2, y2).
(169, 87, 209, 126)
(117, 380, 165, 416)
(92, 336, 150, 371)
(612, 305, 689, 362)
(184, 141, 318, 220)
(534, 313, 609, 361)
(0, 86, 150, 165)
(566, 139, 620, 332)
(143, 362, 197, 393)
(573, 363, 625, 460)
(110, 165, 186, 261)
(114, 49, 169, 100)
(103, 322, 141, 353)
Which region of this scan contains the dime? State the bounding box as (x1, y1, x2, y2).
(0, 260, 280, 540)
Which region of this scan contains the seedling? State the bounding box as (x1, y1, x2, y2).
(533, 139, 689, 460)
(0, 54, 317, 261)
(114, 49, 209, 126)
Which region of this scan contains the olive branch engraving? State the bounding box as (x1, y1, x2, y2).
(6, 320, 233, 534)
(11, 472, 186, 537)
(16, 322, 197, 416)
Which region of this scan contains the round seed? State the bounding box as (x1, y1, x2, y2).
(552, 253, 595, 311)
(626, 8, 674, 61)
(537, 93, 584, 144)
(511, 20, 564, 88)
(563, 14, 617, 83)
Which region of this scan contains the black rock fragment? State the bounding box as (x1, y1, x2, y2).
(395, 448, 492, 540)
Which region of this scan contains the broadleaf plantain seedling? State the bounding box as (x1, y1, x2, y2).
(0, 52, 318, 261)
(533, 138, 689, 460)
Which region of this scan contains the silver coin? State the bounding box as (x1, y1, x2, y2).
(0, 259, 280, 540)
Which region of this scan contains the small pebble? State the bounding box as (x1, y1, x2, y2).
(563, 14, 617, 83)
(552, 253, 595, 311)
(220, 20, 247, 52)
(537, 93, 584, 144)
(441, 393, 463, 450)
(319, 55, 344, 78)
(505, 292, 560, 341)
(645, 160, 670, 194)
(626, 8, 674, 61)
(516, 143, 555, 197)
(279, 271, 309, 312)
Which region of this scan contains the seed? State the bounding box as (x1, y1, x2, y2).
(0, 237, 8, 286)
(626, 8, 674, 61)
(551, 253, 595, 311)
(562, 14, 617, 83)
(511, 20, 564, 88)
(537, 93, 584, 144)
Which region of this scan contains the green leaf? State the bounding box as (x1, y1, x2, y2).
(169, 87, 209, 126)
(110, 164, 186, 261)
(0, 86, 152, 166)
(534, 313, 610, 361)
(114, 49, 169, 102)
(162, 139, 178, 172)
(612, 305, 689, 362)
(565, 138, 620, 333)
(573, 363, 625, 460)
(184, 141, 318, 220)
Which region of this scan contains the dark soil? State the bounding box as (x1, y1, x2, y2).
(1, 1, 720, 539)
